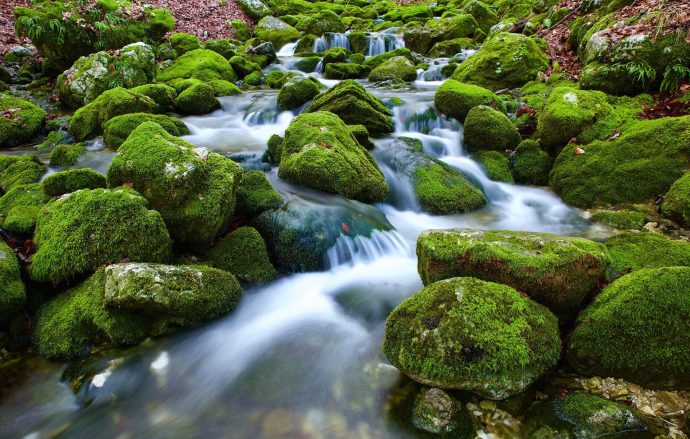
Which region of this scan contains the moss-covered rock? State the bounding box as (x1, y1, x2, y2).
(0, 182, 47, 235)
(0, 94, 47, 148)
(103, 113, 189, 149)
(0, 240, 26, 325)
(417, 229, 610, 315)
(434, 80, 505, 123)
(278, 112, 388, 203)
(170, 32, 201, 55)
(49, 143, 87, 167)
(383, 277, 561, 399)
(662, 172, 690, 227)
(107, 122, 242, 249)
(324, 62, 370, 79)
(237, 0, 271, 20)
(229, 55, 262, 79)
(130, 83, 177, 113)
(591, 209, 646, 230)
(157, 49, 237, 83)
(42, 169, 107, 197)
(411, 387, 474, 436)
(463, 105, 521, 152)
(0, 154, 46, 193)
(277, 76, 322, 111)
(604, 231, 690, 279)
(14, 0, 174, 71)
(29, 187, 171, 284)
(57, 42, 156, 108)
(208, 227, 276, 284)
(473, 150, 514, 183)
(305, 80, 394, 135)
(536, 87, 612, 151)
(550, 116, 690, 208)
(429, 38, 477, 58)
(173, 83, 221, 115)
(230, 20, 251, 42)
(509, 140, 551, 185)
(452, 33, 549, 91)
(295, 10, 345, 36)
(377, 137, 486, 214)
(254, 16, 302, 49)
(235, 170, 283, 216)
(363, 48, 414, 70)
(568, 267, 690, 389)
(524, 393, 652, 438)
(461, 0, 499, 33)
(69, 87, 158, 141)
(368, 56, 417, 83)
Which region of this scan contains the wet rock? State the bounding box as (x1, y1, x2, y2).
(42, 168, 106, 197)
(103, 113, 189, 149)
(463, 105, 521, 152)
(207, 227, 277, 284)
(368, 56, 417, 83)
(412, 388, 460, 434)
(0, 94, 47, 148)
(277, 76, 322, 110)
(254, 17, 302, 49)
(157, 49, 237, 83)
(434, 79, 505, 123)
(234, 170, 283, 217)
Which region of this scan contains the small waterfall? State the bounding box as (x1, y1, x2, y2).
(325, 230, 410, 268)
(418, 62, 449, 82)
(380, 163, 420, 211)
(276, 41, 297, 57)
(366, 31, 404, 56)
(313, 32, 351, 53)
(314, 59, 324, 73)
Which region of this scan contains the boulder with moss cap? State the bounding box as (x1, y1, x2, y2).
(0, 94, 47, 148)
(434, 79, 505, 123)
(208, 227, 277, 284)
(463, 105, 521, 152)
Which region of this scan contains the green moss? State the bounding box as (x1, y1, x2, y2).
(49, 143, 87, 167)
(29, 187, 172, 284)
(208, 79, 242, 96)
(568, 267, 690, 389)
(295, 10, 345, 36)
(278, 112, 389, 203)
(170, 32, 201, 55)
(264, 70, 289, 89)
(662, 172, 690, 227)
(243, 71, 263, 87)
(69, 87, 158, 141)
(4, 205, 42, 236)
(229, 55, 262, 79)
(0, 94, 47, 148)
(590, 209, 646, 230)
(254, 16, 302, 48)
(0, 183, 48, 231)
(429, 37, 476, 58)
(103, 113, 189, 149)
(204, 38, 238, 58)
(322, 47, 351, 66)
(550, 116, 690, 208)
(237, 0, 271, 19)
(173, 83, 221, 115)
(306, 80, 394, 134)
(536, 87, 612, 151)
(324, 63, 370, 80)
(0, 155, 46, 193)
(157, 49, 237, 83)
(294, 56, 321, 73)
(452, 33, 549, 91)
(363, 48, 414, 70)
(208, 227, 277, 283)
(461, 0, 498, 33)
(417, 229, 610, 315)
(525, 393, 651, 438)
(0, 240, 26, 325)
(463, 105, 521, 152)
(604, 231, 690, 279)
(369, 56, 418, 83)
(348, 124, 374, 150)
(413, 164, 487, 214)
(42, 169, 107, 197)
(235, 170, 283, 216)
(130, 83, 177, 113)
(277, 76, 322, 111)
(576, 94, 651, 145)
(383, 277, 561, 399)
(473, 150, 514, 183)
(107, 122, 243, 249)
(230, 20, 251, 42)
(507, 140, 549, 185)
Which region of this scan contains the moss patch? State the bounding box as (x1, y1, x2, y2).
(208, 227, 277, 284)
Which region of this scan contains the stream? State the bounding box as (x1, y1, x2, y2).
(0, 33, 609, 438)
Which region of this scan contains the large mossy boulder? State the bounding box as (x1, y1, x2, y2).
(236, 0, 271, 19)
(452, 33, 549, 91)
(305, 80, 394, 135)
(0, 94, 47, 148)
(42, 169, 106, 197)
(57, 43, 156, 108)
(0, 240, 26, 326)
(277, 76, 322, 111)
(173, 83, 221, 115)
(550, 116, 690, 208)
(130, 83, 177, 113)
(69, 87, 158, 141)
(278, 112, 388, 203)
(463, 105, 521, 152)
(33, 263, 241, 359)
(0, 155, 47, 193)
(254, 16, 302, 49)
(509, 139, 551, 185)
(295, 10, 346, 36)
(434, 80, 505, 123)
(524, 393, 652, 438)
(662, 172, 690, 227)
(376, 137, 486, 214)
(604, 231, 690, 279)
(473, 150, 514, 183)
(536, 87, 612, 151)
(103, 113, 189, 149)
(252, 194, 393, 271)
(29, 188, 172, 284)
(568, 267, 690, 389)
(170, 32, 201, 55)
(14, 1, 174, 71)
(208, 226, 277, 284)
(383, 277, 561, 399)
(107, 122, 243, 249)
(368, 56, 418, 83)
(49, 143, 87, 166)
(0, 182, 48, 235)
(461, 0, 499, 33)
(234, 170, 283, 216)
(157, 49, 237, 83)
(417, 229, 610, 315)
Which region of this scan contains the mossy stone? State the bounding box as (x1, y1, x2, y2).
(368, 56, 418, 83)
(170, 32, 201, 55)
(0, 240, 26, 325)
(208, 227, 277, 284)
(130, 83, 177, 113)
(42, 169, 107, 197)
(49, 143, 87, 166)
(0, 182, 48, 234)
(662, 172, 690, 227)
(473, 150, 514, 183)
(103, 113, 190, 149)
(157, 49, 237, 83)
(604, 231, 690, 279)
(235, 170, 283, 216)
(324, 63, 370, 80)
(0, 94, 47, 148)
(0, 155, 46, 193)
(173, 83, 221, 115)
(590, 209, 646, 230)
(254, 16, 302, 49)
(463, 105, 521, 152)
(277, 76, 322, 111)
(509, 139, 551, 185)
(434, 79, 505, 122)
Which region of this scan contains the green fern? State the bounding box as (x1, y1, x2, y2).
(613, 61, 656, 85)
(660, 63, 690, 92)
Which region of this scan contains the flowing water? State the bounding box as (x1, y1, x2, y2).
(0, 39, 609, 438)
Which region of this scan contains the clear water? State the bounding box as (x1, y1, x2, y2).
(0, 39, 609, 439)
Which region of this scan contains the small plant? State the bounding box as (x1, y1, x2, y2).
(660, 62, 690, 92)
(612, 61, 656, 85)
